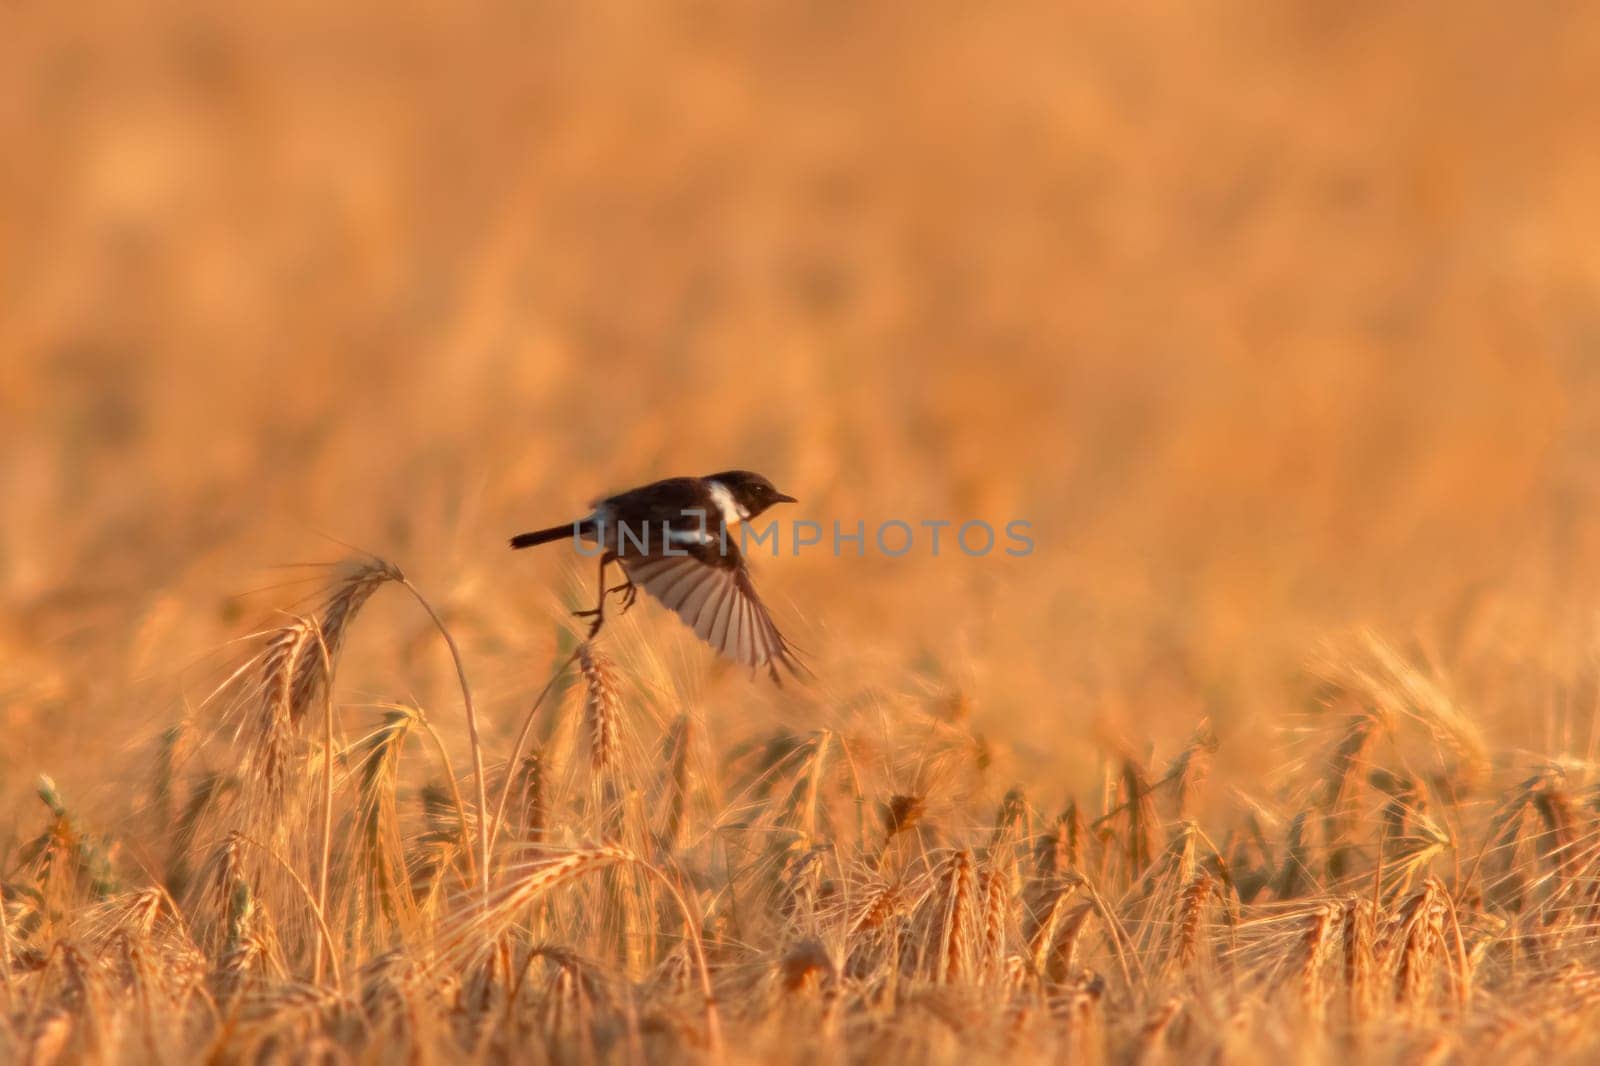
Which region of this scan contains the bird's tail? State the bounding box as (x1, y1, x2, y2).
(509, 522, 589, 550)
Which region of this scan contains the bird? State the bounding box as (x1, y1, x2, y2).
(509, 470, 805, 683)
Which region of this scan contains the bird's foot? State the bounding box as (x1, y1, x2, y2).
(609, 580, 639, 613)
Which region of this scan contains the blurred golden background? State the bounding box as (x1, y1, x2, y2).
(4, 2, 1600, 825)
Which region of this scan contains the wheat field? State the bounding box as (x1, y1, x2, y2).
(6, 2, 1600, 1063)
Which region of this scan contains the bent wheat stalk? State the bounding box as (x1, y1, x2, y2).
(312, 626, 335, 988)
(487, 642, 583, 858)
(408, 705, 477, 881)
(397, 575, 492, 903)
(229, 831, 343, 989)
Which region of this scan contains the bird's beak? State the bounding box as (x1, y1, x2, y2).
(774, 492, 798, 505)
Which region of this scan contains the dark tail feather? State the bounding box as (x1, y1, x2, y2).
(509, 522, 588, 550)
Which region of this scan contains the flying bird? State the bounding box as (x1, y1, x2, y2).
(510, 470, 804, 683)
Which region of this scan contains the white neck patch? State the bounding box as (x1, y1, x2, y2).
(705, 480, 748, 525)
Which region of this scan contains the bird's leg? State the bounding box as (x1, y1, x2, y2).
(572, 551, 617, 637)
(612, 576, 639, 613)
(595, 576, 637, 614)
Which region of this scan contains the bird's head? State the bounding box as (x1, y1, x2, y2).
(706, 470, 797, 519)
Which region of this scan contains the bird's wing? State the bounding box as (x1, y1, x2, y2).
(620, 539, 805, 684)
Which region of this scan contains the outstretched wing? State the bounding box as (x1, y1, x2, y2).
(619, 539, 804, 684)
